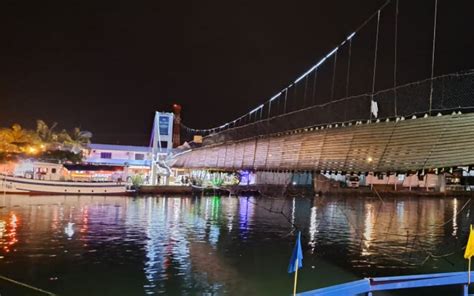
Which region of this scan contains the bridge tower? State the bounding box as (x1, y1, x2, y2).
(150, 110, 174, 185)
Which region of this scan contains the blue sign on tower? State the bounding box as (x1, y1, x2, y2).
(159, 116, 169, 136)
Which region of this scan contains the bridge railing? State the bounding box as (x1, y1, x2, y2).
(200, 70, 474, 146)
(299, 271, 471, 296)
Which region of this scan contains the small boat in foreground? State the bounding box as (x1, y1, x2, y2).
(0, 161, 131, 195)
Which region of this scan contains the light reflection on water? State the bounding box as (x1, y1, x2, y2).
(0, 194, 469, 295)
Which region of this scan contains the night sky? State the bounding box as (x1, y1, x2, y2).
(1, 1, 473, 145)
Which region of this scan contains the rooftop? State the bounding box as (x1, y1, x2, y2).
(89, 143, 151, 153)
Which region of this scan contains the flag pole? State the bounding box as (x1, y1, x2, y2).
(293, 259, 299, 296)
(466, 224, 472, 285)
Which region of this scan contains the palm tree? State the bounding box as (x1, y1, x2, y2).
(36, 120, 58, 143)
(59, 127, 92, 153)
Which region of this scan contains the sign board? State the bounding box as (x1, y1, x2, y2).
(159, 116, 170, 135)
(193, 135, 203, 143)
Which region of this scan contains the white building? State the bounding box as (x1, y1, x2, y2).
(86, 144, 152, 167)
(84, 143, 153, 182)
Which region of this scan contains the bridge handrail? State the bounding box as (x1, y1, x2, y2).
(299, 271, 471, 295)
(185, 70, 474, 146)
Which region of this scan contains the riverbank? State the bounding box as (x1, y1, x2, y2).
(138, 185, 193, 194)
(137, 183, 474, 198)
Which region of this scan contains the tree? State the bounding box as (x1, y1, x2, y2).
(58, 127, 92, 153)
(36, 120, 58, 147)
(0, 124, 41, 153)
(0, 121, 93, 161)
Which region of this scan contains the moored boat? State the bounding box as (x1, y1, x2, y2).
(0, 161, 131, 195)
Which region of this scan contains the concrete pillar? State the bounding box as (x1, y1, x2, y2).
(439, 173, 446, 193)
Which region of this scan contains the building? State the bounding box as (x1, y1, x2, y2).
(78, 107, 183, 186)
(86, 143, 152, 167)
(83, 143, 154, 183)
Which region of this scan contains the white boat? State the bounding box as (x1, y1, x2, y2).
(0, 161, 131, 195)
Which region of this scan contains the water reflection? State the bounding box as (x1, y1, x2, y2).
(2, 212, 19, 253)
(0, 195, 469, 295)
(309, 205, 317, 252)
(362, 203, 375, 256)
(238, 197, 254, 240)
(453, 198, 458, 236)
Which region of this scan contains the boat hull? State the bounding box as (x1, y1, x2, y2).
(0, 175, 130, 195)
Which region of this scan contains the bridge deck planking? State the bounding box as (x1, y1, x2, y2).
(172, 113, 474, 172)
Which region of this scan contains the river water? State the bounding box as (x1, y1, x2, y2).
(0, 194, 470, 295)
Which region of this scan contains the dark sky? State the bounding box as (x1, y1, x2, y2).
(1, 0, 473, 145)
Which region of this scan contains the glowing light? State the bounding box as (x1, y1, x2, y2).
(294, 47, 338, 84)
(27, 147, 38, 154)
(367, 157, 373, 163)
(249, 104, 264, 114)
(325, 47, 339, 59)
(269, 92, 282, 102)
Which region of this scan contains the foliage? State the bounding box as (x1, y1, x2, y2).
(130, 174, 144, 187)
(0, 120, 93, 162)
(211, 177, 224, 187)
(38, 150, 84, 163)
(0, 124, 41, 153)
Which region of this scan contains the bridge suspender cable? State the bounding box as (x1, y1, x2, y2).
(429, 0, 439, 115)
(312, 68, 318, 106)
(370, 10, 381, 121)
(331, 49, 338, 100)
(345, 39, 352, 99)
(393, 0, 399, 117)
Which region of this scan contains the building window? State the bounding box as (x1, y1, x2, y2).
(160, 141, 168, 148)
(51, 168, 57, 174)
(100, 152, 112, 159)
(135, 153, 145, 160)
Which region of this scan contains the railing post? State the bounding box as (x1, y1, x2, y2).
(463, 284, 468, 296)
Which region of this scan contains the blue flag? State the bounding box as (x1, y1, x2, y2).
(288, 231, 303, 273)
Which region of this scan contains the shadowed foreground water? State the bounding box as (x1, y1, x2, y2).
(0, 194, 471, 295)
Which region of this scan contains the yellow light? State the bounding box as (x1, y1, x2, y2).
(27, 147, 38, 154)
(367, 156, 373, 163)
(40, 144, 45, 150)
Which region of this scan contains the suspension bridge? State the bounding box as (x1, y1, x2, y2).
(168, 0, 474, 175)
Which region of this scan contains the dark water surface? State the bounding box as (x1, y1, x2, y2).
(0, 194, 471, 295)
